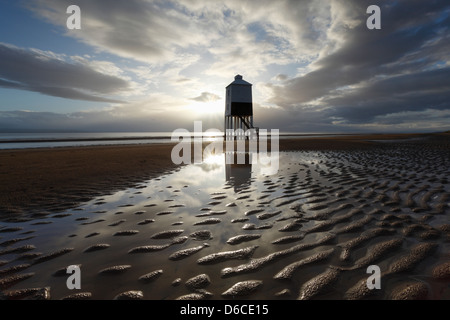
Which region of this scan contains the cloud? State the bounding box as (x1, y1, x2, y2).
(8, 0, 449, 133)
(23, 0, 381, 91)
(190, 92, 221, 102)
(26, 0, 339, 71)
(267, 0, 450, 129)
(0, 43, 131, 103)
(326, 68, 450, 123)
(26, 0, 215, 64)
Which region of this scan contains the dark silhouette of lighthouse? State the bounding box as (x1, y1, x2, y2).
(225, 75, 257, 140)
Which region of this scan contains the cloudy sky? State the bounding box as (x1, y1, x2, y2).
(0, 0, 449, 133)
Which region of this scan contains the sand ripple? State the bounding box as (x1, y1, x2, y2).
(388, 242, 438, 274)
(197, 246, 258, 265)
(175, 291, 212, 300)
(193, 218, 221, 225)
(61, 292, 92, 300)
(226, 234, 261, 245)
(298, 268, 340, 300)
(185, 273, 211, 291)
(83, 244, 110, 253)
(190, 230, 213, 241)
(221, 280, 263, 297)
(169, 244, 208, 261)
(0, 273, 34, 290)
(99, 265, 131, 275)
(221, 234, 335, 278)
(150, 229, 184, 239)
(1, 287, 50, 300)
(431, 261, 450, 280)
(390, 282, 429, 300)
(274, 248, 335, 280)
(113, 230, 139, 236)
(336, 239, 403, 271)
(114, 290, 143, 300)
(33, 248, 73, 265)
(138, 269, 163, 283)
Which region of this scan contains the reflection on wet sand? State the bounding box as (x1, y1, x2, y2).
(0, 142, 449, 300)
(225, 152, 252, 192)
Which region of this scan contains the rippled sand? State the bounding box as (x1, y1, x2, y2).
(0, 136, 449, 300)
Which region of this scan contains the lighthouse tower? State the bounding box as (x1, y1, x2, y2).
(225, 75, 256, 140)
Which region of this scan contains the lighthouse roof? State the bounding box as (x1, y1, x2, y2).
(226, 74, 252, 87)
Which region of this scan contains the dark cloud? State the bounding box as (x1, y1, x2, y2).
(0, 43, 129, 103)
(326, 67, 450, 122)
(269, 0, 450, 129)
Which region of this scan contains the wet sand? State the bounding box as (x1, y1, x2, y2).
(0, 144, 179, 216)
(0, 132, 449, 300)
(0, 133, 430, 217)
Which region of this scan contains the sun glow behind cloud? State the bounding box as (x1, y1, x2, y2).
(187, 99, 224, 116)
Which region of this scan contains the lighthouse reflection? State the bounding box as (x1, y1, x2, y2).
(225, 152, 253, 192)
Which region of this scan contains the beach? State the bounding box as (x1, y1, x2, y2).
(0, 133, 427, 216)
(0, 132, 449, 300)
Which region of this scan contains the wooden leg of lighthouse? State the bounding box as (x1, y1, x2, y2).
(245, 116, 248, 140)
(232, 117, 235, 140)
(226, 117, 229, 140)
(239, 117, 242, 139)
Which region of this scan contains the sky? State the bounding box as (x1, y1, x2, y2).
(0, 0, 449, 133)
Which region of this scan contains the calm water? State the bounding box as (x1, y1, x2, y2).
(0, 132, 206, 149)
(0, 132, 343, 150)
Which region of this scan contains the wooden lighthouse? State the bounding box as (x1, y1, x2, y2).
(225, 75, 257, 140)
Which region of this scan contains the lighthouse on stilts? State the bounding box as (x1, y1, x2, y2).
(225, 75, 258, 140)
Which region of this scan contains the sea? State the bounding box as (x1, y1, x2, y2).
(0, 132, 336, 150)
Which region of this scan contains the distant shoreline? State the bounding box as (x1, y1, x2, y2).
(0, 132, 356, 143)
(0, 131, 443, 150)
(0, 135, 175, 144)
